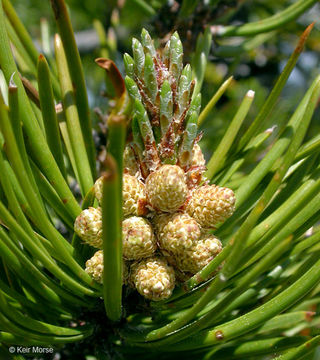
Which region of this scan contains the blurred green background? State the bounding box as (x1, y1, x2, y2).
(10, 0, 320, 158)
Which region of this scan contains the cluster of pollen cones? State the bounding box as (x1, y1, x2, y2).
(74, 29, 236, 301)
